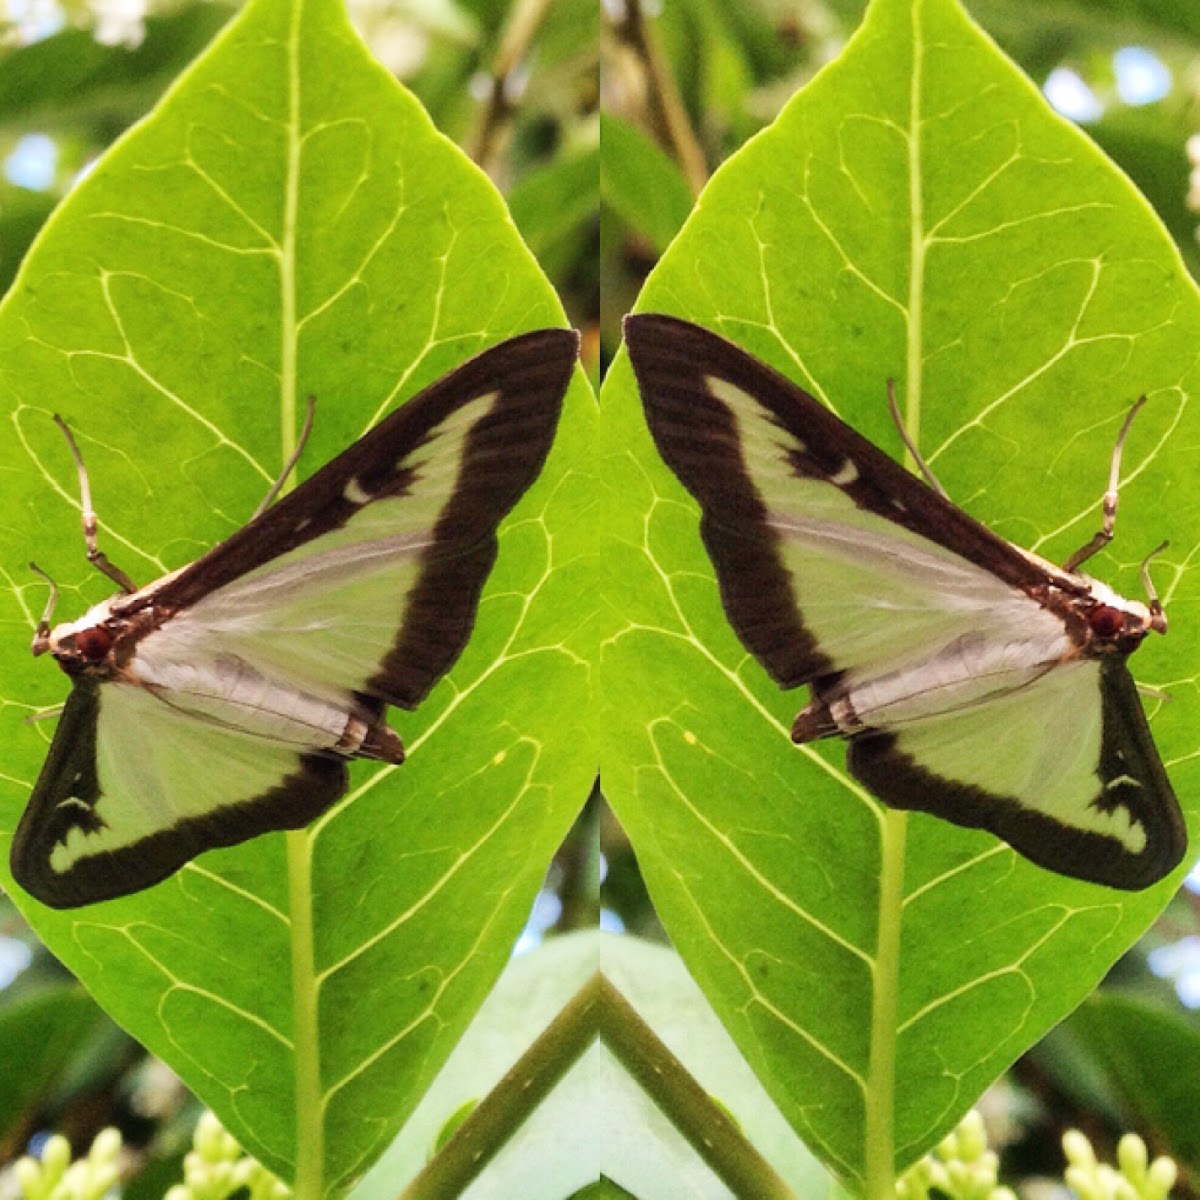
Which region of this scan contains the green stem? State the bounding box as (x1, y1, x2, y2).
(401, 973, 799, 1199)
(598, 977, 796, 1199)
(398, 972, 601, 1200)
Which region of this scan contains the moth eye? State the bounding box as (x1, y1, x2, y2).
(1088, 605, 1125, 639)
(75, 627, 112, 661)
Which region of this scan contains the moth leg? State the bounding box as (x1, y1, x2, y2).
(1062, 397, 1146, 573)
(29, 562, 57, 655)
(53, 415, 138, 594)
(24, 704, 65, 725)
(253, 395, 316, 518)
(887, 380, 947, 497)
(1137, 681, 1170, 704)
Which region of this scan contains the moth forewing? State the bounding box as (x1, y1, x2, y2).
(13, 327, 579, 908)
(623, 313, 1185, 890)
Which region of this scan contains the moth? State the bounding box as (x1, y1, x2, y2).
(13, 328, 578, 908)
(624, 313, 1186, 890)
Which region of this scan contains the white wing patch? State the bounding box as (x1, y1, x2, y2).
(883, 661, 1144, 849)
(708, 376, 1072, 681)
(50, 684, 324, 872)
(140, 391, 501, 704)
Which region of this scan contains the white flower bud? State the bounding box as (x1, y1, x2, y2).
(1148, 1155, 1178, 1197)
(1117, 1133, 1148, 1183)
(1064, 1130, 1097, 1169)
(15, 1156, 44, 1199)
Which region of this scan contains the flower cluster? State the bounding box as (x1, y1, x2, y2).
(14, 1129, 121, 1200)
(896, 1110, 1016, 1200)
(13, 1114, 289, 1200)
(897, 1111, 1178, 1200)
(1064, 1129, 1177, 1200)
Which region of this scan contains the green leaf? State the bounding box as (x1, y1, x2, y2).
(600, 0, 1200, 1189)
(1070, 993, 1200, 1172)
(600, 114, 692, 256)
(0, 0, 595, 1195)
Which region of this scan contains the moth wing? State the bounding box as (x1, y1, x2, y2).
(625, 316, 1184, 889)
(849, 658, 1186, 889)
(144, 329, 578, 709)
(11, 680, 346, 908)
(624, 314, 1055, 688)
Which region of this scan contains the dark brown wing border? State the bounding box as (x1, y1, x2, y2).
(153, 328, 579, 709)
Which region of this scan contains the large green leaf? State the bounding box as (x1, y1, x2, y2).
(0, 0, 595, 1195)
(600, 0, 1200, 1190)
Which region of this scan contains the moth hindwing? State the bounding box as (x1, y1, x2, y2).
(624, 313, 1185, 891)
(14, 328, 579, 908)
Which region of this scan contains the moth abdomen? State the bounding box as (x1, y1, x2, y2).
(337, 713, 405, 765)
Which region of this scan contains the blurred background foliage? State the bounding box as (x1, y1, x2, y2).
(4, 0, 1200, 1195)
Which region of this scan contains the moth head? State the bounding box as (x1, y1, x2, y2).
(1084, 596, 1165, 652)
(37, 618, 115, 674)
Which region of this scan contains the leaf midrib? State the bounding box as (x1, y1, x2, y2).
(277, 1, 324, 1197)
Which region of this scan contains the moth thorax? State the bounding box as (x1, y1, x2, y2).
(1087, 605, 1123, 637)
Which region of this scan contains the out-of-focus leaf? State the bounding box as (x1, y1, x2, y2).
(600, 115, 691, 256)
(0, 186, 56, 295)
(0, 984, 107, 1141)
(509, 143, 599, 282)
(0, 4, 235, 132)
(1070, 993, 1200, 1172)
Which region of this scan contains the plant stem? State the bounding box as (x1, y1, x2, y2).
(611, 0, 708, 197)
(470, 0, 555, 171)
(598, 976, 796, 1199)
(398, 972, 601, 1200)
(400, 972, 799, 1198)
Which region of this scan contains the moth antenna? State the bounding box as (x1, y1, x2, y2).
(1062, 396, 1147, 574)
(29, 561, 57, 656)
(1139, 538, 1168, 633)
(52, 415, 138, 594)
(887, 380, 946, 496)
(254, 395, 317, 518)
